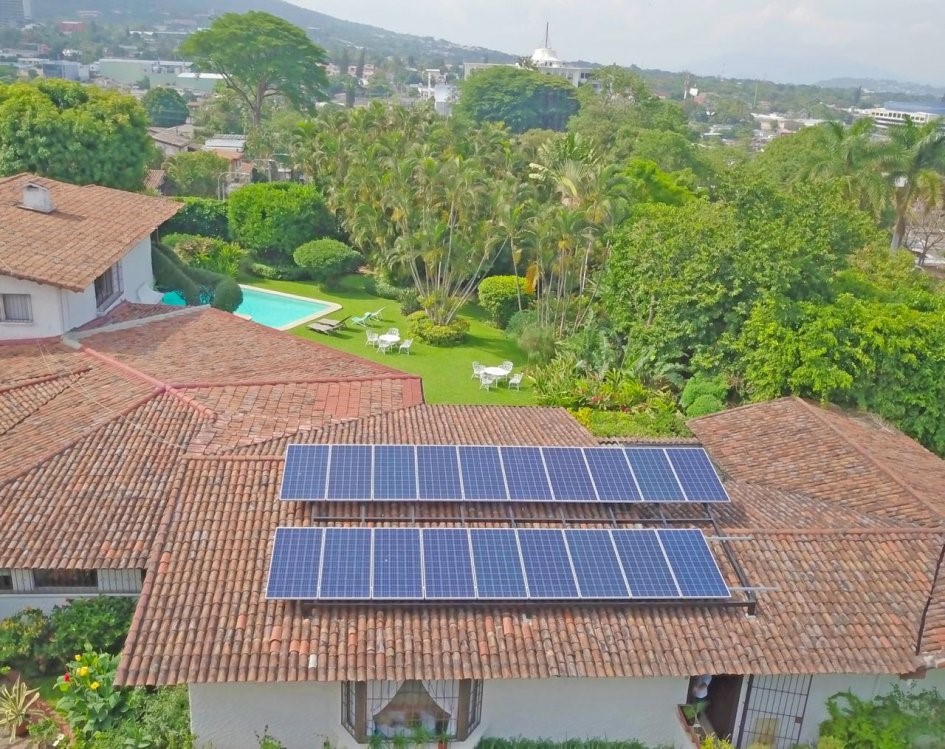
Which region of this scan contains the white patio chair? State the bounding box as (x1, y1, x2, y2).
(377, 338, 396, 354)
(365, 331, 379, 348)
(398, 338, 413, 355)
(479, 373, 497, 390)
(385, 327, 399, 337)
(499, 360, 514, 374)
(471, 361, 484, 379)
(507, 372, 523, 390)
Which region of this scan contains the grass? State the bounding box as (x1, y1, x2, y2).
(31, 673, 59, 705)
(239, 273, 537, 405)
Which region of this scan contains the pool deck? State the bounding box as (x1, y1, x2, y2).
(238, 285, 340, 331)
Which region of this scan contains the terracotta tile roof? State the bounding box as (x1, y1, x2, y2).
(0, 174, 181, 291)
(921, 562, 945, 663)
(144, 169, 166, 192)
(689, 397, 945, 526)
(73, 301, 180, 331)
(148, 128, 193, 149)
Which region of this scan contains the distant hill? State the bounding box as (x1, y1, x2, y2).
(817, 77, 945, 99)
(30, 0, 518, 66)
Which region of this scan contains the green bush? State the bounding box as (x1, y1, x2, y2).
(170, 235, 246, 277)
(293, 239, 361, 287)
(407, 311, 470, 346)
(0, 608, 49, 673)
(398, 288, 422, 316)
(56, 649, 131, 739)
(573, 407, 689, 439)
(685, 394, 725, 418)
(39, 597, 135, 672)
(211, 278, 243, 312)
(680, 374, 728, 418)
(476, 739, 655, 749)
(364, 275, 408, 300)
(248, 262, 311, 281)
(478, 275, 532, 327)
(228, 183, 335, 263)
(161, 197, 229, 240)
(819, 687, 945, 749)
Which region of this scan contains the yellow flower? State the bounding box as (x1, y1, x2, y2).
(74, 654, 82, 662)
(90, 682, 100, 691)
(76, 666, 89, 677)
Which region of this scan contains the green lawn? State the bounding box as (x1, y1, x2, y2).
(241, 274, 536, 405)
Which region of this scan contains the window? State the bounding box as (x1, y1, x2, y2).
(0, 570, 12, 592)
(32, 569, 98, 591)
(0, 293, 32, 323)
(342, 680, 482, 743)
(94, 263, 122, 311)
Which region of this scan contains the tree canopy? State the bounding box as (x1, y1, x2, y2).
(141, 86, 189, 128)
(454, 66, 579, 134)
(179, 11, 329, 129)
(0, 79, 152, 190)
(163, 150, 230, 198)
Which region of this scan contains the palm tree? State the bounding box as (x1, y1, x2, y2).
(879, 118, 945, 251)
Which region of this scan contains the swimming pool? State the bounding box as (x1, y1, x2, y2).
(162, 285, 337, 330)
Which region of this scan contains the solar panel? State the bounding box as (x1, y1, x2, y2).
(657, 529, 730, 598)
(470, 529, 527, 598)
(665, 448, 729, 502)
(565, 529, 630, 598)
(326, 445, 372, 500)
(281, 444, 729, 505)
(611, 529, 680, 598)
(544, 448, 598, 501)
(266, 527, 322, 598)
(518, 529, 578, 598)
(422, 529, 476, 598)
(624, 448, 686, 502)
(501, 446, 553, 501)
(417, 446, 463, 500)
(459, 446, 507, 500)
(372, 528, 422, 598)
(281, 444, 329, 500)
(319, 527, 371, 598)
(266, 527, 730, 602)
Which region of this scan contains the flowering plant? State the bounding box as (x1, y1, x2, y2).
(55, 649, 128, 737)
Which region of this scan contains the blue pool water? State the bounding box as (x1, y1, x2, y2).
(162, 286, 330, 329)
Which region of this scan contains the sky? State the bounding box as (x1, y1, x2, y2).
(291, 0, 944, 87)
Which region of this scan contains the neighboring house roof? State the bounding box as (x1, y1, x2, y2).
(147, 127, 193, 149)
(0, 174, 181, 292)
(144, 169, 166, 192)
(205, 148, 243, 162)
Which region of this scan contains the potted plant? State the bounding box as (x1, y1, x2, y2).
(0, 678, 40, 740)
(680, 699, 710, 741)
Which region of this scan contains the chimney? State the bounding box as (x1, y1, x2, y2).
(21, 183, 54, 214)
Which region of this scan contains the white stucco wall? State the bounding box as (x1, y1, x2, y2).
(0, 276, 65, 340)
(0, 568, 142, 618)
(118, 237, 157, 304)
(189, 678, 693, 749)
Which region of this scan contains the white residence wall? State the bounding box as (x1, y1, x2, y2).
(0, 275, 65, 340)
(0, 568, 142, 619)
(189, 678, 692, 749)
(119, 237, 156, 304)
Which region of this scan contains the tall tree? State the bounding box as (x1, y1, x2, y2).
(0, 79, 152, 190)
(179, 12, 329, 129)
(141, 86, 189, 128)
(163, 150, 230, 198)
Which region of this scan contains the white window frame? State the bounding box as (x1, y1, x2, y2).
(0, 293, 33, 323)
(94, 262, 123, 312)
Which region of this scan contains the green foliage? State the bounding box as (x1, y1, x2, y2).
(455, 66, 579, 133)
(0, 678, 39, 741)
(0, 79, 152, 190)
(161, 197, 229, 240)
(0, 609, 49, 673)
(478, 275, 532, 327)
(363, 275, 409, 301)
(398, 289, 422, 316)
(248, 262, 310, 282)
(56, 650, 130, 739)
(819, 687, 945, 749)
(815, 737, 845, 749)
(573, 407, 689, 439)
(407, 311, 470, 346)
(170, 235, 246, 277)
(39, 597, 135, 673)
(507, 312, 556, 363)
(164, 150, 231, 198)
(475, 738, 656, 749)
(26, 716, 62, 748)
(680, 375, 728, 418)
(210, 278, 243, 313)
(179, 11, 328, 127)
(141, 87, 188, 128)
(152, 243, 243, 312)
(293, 238, 362, 286)
(228, 182, 335, 263)
(257, 729, 287, 749)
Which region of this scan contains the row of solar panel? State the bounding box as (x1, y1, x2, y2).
(280, 445, 729, 503)
(266, 526, 730, 601)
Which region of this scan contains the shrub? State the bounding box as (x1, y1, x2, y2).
(228, 183, 335, 263)
(293, 239, 361, 287)
(161, 197, 229, 240)
(0, 609, 49, 673)
(819, 687, 945, 749)
(56, 649, 131, 739)
(398, 288, 422, 316)
(573, 407, 690, 439)
(211, 278, 243, 313)
(475, 740, 653, 749)
(364, 275, 407, 300)
(39, 597, 135, 672)
(153, 244, 243, 312)
(0, 678, 40, 741)
(171, 235, 246, 277)
(680, 374, 728, 417)
(478, 275, 532, 327)
(248, 262, 311, 281)
(407, 311, 470, 346)
(685, 394, 725, 418)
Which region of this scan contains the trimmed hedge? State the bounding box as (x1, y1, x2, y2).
(407, 311, 470, 346)
(293, 238, 361, 287)
(161, 197, 229, 239)
(152, 243, 243, 312)
(478, 275, 532, 327)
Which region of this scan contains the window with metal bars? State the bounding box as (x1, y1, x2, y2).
(737, 674, 813, 749)
(32, 569, 98, 591)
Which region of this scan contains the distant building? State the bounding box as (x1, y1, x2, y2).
(859, 101, 945, 127)
(0, 0, 27, 28)
(57, 20, 85, 34)
(42, 60, 86, 81)
(148, 127, 196, 157)
(463, 25, 594, 87)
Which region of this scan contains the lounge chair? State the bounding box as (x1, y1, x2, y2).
(306, 315, 350, 335)
(350, 313, 371, 327)
(365, 307, 386, 323)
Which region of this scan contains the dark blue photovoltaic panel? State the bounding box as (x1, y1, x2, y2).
(326, 445, 372, 499)
(519, 530, 578, 598)
(611, 529, 679, 598)
(281, 445, 329, 500)
(624, 449, 685, 502)
(565, 530, 629, 598)
(319, 527, 371, 598)
(658, 529, 730, 598)
(373, 528, 423, 598)
(417, 446, 463, 500)
(373, 446, 417, 500)
(544, 448, 598, 501)
(665, 448, 729, 503)
(266, 527, 322, 598)
(459, 446, 508, 500)
(584, 449, 641, 502)
(470, 529, 527, 598)
(422, 529, 475, 598)
(501, 447, 552, 501)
